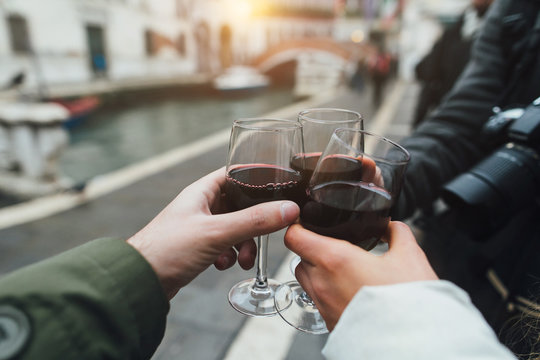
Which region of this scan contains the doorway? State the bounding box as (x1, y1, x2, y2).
(85, 24, 107, 77)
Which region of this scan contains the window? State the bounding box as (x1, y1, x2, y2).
(145, 29, 154, 56)
(176, 0, 186, 18)
(176, 0, 193, 19)
(86, 24, 108, 76)
(176, 33, 186, 56)
(141, 0, 151, 13)
(7, 14, 31, 54)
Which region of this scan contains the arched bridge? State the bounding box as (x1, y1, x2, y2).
(251, 38, 364, 73)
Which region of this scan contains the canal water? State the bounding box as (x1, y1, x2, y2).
(60, 88, 296, 183)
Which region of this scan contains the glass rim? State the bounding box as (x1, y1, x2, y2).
(298, 108, 363, 124)
(233, 117, 301, 131)
(333, 128, 411, 164)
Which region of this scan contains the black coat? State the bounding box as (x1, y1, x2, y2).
(413, 15, 473, 126)
(394, 0, 540, 355)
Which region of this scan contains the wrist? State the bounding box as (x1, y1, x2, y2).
(126, 234, 178, 300)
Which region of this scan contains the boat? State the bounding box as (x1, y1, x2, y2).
(0, 100, 73, 197)
(2, 71, 100, 129)
(213, 66, 270, 95)
(52, 96, 101, 129)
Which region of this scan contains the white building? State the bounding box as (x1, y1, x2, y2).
(0, 0, 203, 94)
(0, 0, 373, 97)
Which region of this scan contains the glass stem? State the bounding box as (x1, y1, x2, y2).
(255, 234, 269, 289)
(300, 291, 315, 306)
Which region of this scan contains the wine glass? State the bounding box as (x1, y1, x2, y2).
(275, 128, 409, 333)
(291, 108, 363, 189)
(276, 108, 363, 334)
(225, 118, 304, 317)
(300, 129, 409, 246)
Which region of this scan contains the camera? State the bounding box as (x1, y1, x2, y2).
(441, 97, 540, 239)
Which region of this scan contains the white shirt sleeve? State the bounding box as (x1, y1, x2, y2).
(322, 280, 517, 360)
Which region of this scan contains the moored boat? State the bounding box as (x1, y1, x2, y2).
(213, 66, 270, 95)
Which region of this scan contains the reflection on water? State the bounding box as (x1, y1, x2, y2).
(60, 88, 295, 182)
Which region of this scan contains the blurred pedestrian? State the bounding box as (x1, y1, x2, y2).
(348, 59, 366, 93)
(412, 0, 494, 127)
(367, 46, 392, 107)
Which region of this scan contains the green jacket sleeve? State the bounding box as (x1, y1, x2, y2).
(0, 238, 169, 360)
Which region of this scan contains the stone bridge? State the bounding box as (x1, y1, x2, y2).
(251, 38, 367, 73)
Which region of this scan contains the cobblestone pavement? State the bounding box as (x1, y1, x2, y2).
(0, 80, 420, 360)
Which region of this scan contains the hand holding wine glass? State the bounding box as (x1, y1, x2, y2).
(284, 221, 439, 330)
(276, 128, 410, 331)
(127, 168, 300, 300)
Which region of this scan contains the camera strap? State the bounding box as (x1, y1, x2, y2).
(486, 205, 540, 312)
(498, 2, 540, 106)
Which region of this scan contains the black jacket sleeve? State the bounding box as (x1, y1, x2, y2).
(394, 0, 509, 219)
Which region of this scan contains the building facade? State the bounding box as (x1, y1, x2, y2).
(0, 0, 203, 92)
(0, 0, 391, 96)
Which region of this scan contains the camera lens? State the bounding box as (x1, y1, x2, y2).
(442, 143, 540, 238)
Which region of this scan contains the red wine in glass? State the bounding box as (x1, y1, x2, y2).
(290, 152, 321, 206)
(225, 164, 303, 210)
(300, 153, 390, 249)
(290, 153, 366, 200)
(291, 152, 369, 182)
(290, 152, 321, 183)
(300, 181, 392, 250)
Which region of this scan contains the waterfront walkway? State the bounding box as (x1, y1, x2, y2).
(0, 80, 420, 360)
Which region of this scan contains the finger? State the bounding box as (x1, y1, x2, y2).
(373, 165, 384, 187)
(214, 248, 238, 270)
(284, 224, 369, 265)
(184, 167, 226, 205)
(385, 222, 439, 280)
(210, 201, 300, 248)
(295, 261, 318, 304)
(383, 221, 418, 252)
(236, 239, 256, 270)
(359, 156, 377, 182)
(195, 167, 226, 190)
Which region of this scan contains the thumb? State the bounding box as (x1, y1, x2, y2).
(383, 221, 418, 253)
(213, 200, 299, 248)
(284, 224, 368, 265)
